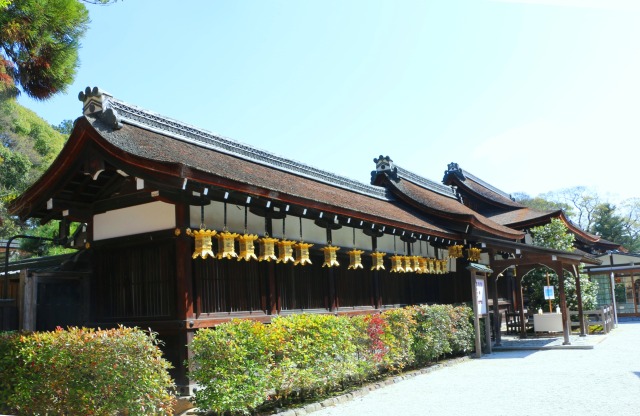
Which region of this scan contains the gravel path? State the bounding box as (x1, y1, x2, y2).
(308, 320, 640, 416)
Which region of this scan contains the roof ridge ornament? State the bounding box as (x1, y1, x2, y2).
(371, 155, 398, 182)
(445, 162, 465, 180)
(78, 86, 122, 130)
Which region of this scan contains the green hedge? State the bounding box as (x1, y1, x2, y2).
(190, 304, 474, 414)
(0, 327, 176, 415)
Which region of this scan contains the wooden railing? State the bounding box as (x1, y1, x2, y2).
(569, 305, 614, 334)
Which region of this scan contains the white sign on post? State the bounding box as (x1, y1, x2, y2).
(544, 285, 555, 300)
(476, 278, 486, 315)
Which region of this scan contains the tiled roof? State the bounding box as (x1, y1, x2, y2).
(443, 162, 523, 209)
(106, 97, 390, 201)
(88, 116, 455, 237)
(382, 177, 524, 239)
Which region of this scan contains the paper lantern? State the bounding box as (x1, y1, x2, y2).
(347, 249, 364, 270)
(294, 242, 314, 266)
(258, 237, 279, 262)
(186, 228, 217, 259)
(277, 240, 296, 264)
(370, 251, 386, 271)
(390, 255, 405, 273)
(237, 234, 258, 261)
(321, 245, 340, 268)
(216, 231, 239, 260)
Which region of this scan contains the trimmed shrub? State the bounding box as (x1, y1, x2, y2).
(412, 304, 453, 363)
(1, 327, 175, 415)
(269, 313, 358, 400)
(448, 305, 474, 355)
(380, 307, 416, 371)
(189, 319, 273, 414)
(189, 304, 474, 414)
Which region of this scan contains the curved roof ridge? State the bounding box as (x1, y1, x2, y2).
(460, 168, 515, 201)
(394, 165, 457, 199)
(103, 96, 391, 201)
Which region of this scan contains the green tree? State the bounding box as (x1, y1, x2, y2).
(531, 218, 575, 251)
(513, 192, 573, 216)
(523, 218, 598, 312)
(0, 97, 66, 254)
(592, 203, 627, 246)
(0, 0, 89, 99)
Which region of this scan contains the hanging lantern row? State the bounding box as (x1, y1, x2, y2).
(390, 256, 449, 274)
(185, 230, 451, 274)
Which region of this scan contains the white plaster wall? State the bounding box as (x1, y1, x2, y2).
(93, 201, 176, 240)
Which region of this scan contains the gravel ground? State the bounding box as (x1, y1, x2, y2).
(306, 320, 640, 416)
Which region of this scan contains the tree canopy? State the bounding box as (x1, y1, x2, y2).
(0, 0, 90, 100)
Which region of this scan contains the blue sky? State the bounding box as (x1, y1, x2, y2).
(19, 0, 640, 202)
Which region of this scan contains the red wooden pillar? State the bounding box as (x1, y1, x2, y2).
(555, 261, 571, 345)
(175, 203, 195, 394)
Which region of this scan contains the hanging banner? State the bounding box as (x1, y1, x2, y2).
(544, 285, 555, 300)
(476, 278, 486, 315)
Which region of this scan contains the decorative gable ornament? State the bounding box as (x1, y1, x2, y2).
(370, 251, 386, 271)
(258, 236, 279, 262)
(347, 249, 364, 270)
(321, 246, 340, 268)
(186, 228, 217, 260)
(237, 234, 258, 261)
(294, 242, 314, 266)
(277, 240, 296, 264)
(216, 231, 239, 259)
(390, 255, 405, 273)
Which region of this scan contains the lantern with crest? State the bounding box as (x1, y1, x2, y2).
(186, 205, 217, 259)
(293, 217, 313, 266)
(347, 249, 364, 270)
(448, 244, 463, 259)
(370, 251, 386, 270)
(258, 235, 279, 261)
(277, 240, 296, 263)
(237, 206, 257, 261)
(322, 245, 340, 268)
(216, 231, 239, 259)
(390, 255, 405, 273)
(467, 247, 482, 262)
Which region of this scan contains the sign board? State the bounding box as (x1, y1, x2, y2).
(544, 285, 555, 300)
(476, 278, 486, 315)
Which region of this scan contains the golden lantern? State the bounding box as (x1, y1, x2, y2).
(258, 236, 279, 262)
(390, 255, 405, 273)
(321, 245, 340, 268)
(448, 244, 463, 259)
(370, 251, 386, 271)
(347, 249, 364, 270)
(412, 256, 423, 274)
(403, 256, 413, 273)
(417, 257, 428, 274)
(439, 259, 449, 274)
(294, 242, 313, 266)
(467, 247, 482, 262)
(427, 258, 436, 274)
(237, 234, 258, 261)
(434, 258, 442, 274)
(277, 240, 296, 264)
(186, 228, 217, 259)
(216, 231, 239, 260)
